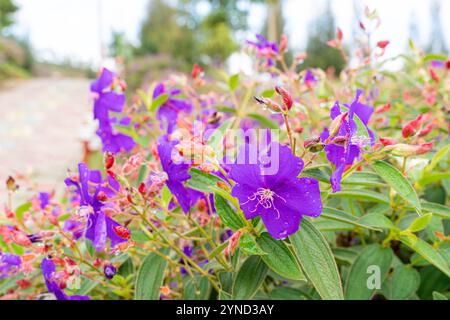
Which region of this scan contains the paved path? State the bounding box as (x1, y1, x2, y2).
(0, 77, 93, 204)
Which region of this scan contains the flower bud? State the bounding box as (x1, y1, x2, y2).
(332, 135, 348, 146)
(113, 225, 131, 240)
(96, 191, 108, 202)
(328, 112, 348, 138)
(375, 103, 391, 114)
(385, 142, 433, 157)
(254, 96, 282, 113)
(225, 230, 242, 256)
(418, 122, 435, 137)
(377, 40, 389, 49)
(303, 136, 321, 150)
(379, 137, 398, 146)
(6, 176, 19, 192)
(105, 153, 115, 170)
(103, 263, 117, 280)
(275, 86, 293, 110)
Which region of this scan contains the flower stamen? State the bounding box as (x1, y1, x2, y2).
(242, 188, 286, 219)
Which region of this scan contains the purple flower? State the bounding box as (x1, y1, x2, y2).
(157, 135, 198, 213)
(320, 90, 374, 192)
(0, 252, 21, 279)
(64, 163, 128, 251)
(304, 70, 318, 87)
(91, 68, 135, 153)
(38, 192, 50, 209)
(154, 83, 192, 134)
(229, 142, 322, 239)
(247, 34, 279, 67)
(41, 258, 90, 300)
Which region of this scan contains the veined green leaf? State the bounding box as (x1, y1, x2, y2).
(239, 233, 267, 255)
(399, 234, 450, 277)
(321, 207, 382, 231)
(214, 194, 245, 231)
(358, 212, 396, 230)
(134, 251, 168, 300)
(187, 168, 224, 193)
(406, 213, 433, 232)
(290, 219, 344, 300)
(345, 244, 393, 300)
(329, 189, 389, 204)
(382, 264, 420, 300)
(421, 200, 450, 219)
(257, 233, 305, 281)
(232, 256, 268, 299)
(372, 160, 421, 212)
(184, 276, 211, 300)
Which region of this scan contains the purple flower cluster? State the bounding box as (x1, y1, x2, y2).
(321, 90, 374, 192)
(229, 142, 322, 239)
(91, 68, 135, 153)
(65, 163, 128, 251)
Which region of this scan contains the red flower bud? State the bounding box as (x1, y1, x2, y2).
(275, 86, 293, 110)
(138, 182, 146, 195)
(191, 64, 204, 79)
(377, 40, 390, 49)
(328, 112, 348, 138)
(337, 27, 343, 41)
(96, 191, 108, 202)
(379, 137, 398, 146)
(105, 153, 115, 170)
(6, 176, 19, 192)
(254, 96, 282, 113)
(418, 122, 435, 137)
(375, 103, 391, 114)
(429, 67, 440, 82)
(359, 21, 365, 30)
(113, 225, 130, 240)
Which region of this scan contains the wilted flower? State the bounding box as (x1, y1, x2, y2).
(41, 258, 89, 300)
(321, 90, 374, 192)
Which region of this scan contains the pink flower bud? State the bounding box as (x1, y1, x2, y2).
(275, 86, 293, 110)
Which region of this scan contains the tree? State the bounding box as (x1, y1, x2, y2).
(426, 0, 448, 54)
(138, 0, 198, 68)
(302, 0, 345, 75)
(0, 0, 18, 33)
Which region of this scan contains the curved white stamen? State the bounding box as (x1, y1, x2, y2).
(242, 188, 286, 219)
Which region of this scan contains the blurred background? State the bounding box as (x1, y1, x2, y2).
(0, 0, 449, 200)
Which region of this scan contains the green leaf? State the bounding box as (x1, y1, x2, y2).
(207, 117, 234, 153)
(214, 194, 245, 231)
(358, 213, 396, 230)
(302, 167, 330, 183)
(184, 276, 211, 300)
(290, 219, 344, 300)
(261, 89, 275, 98)
(372, 160, 421, 212)
(432, 291, 448, 300)
(187, 168, 224, 193)
(228, 73, 240, 91)
(256, 233, 305, 281)
(15, 202, 31, 222)
(342, 171, 386, 187)
(134, 251, 168, 300)
(423, 53, 448, 63)
(421, 200, 450, 219)
(329, 189, 389, 204)
(149, 93, 169, 112)
(399, 234, 450, 277)
(345, 244, 393, 300)
(321, 207, 382, 231)
(407, 213, 433, 232)
(232, 256, 268, 299)
(382, 264, 420, 300)
(424, 144, 449, 173)
(238, 233, 267, 255)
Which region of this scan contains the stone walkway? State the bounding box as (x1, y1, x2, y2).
(0, 77, 94, 204)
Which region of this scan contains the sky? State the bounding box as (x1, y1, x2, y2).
(9, 0, 450, 69)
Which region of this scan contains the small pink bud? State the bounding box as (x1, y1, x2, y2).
(377, 40, 389, 49)
(275, 86, 293, 110)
